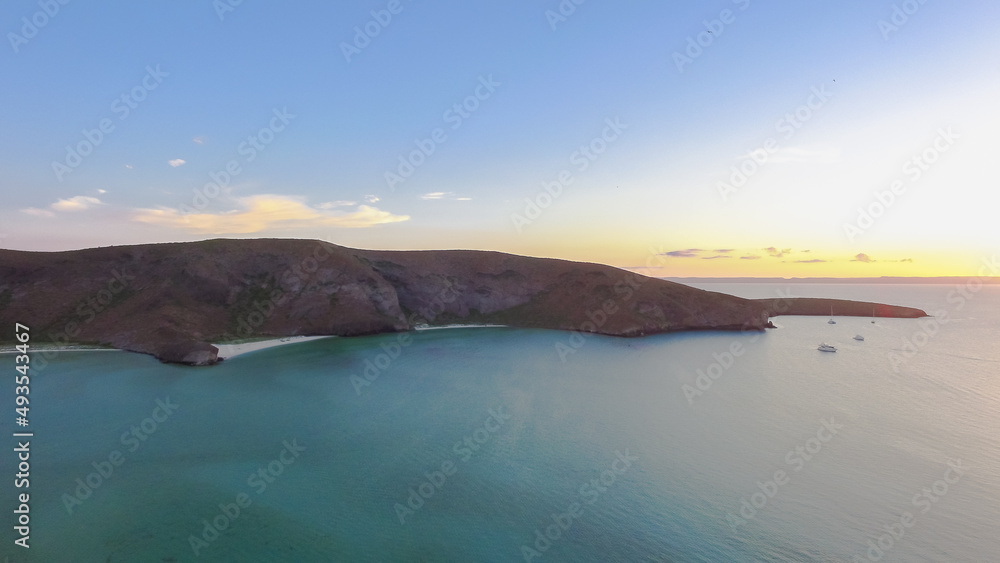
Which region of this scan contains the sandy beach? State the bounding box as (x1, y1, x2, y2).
(212, 335, 335, 360)
(413, 324, 508, 331)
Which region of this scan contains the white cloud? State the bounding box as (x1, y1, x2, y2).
(364, 194, 381, 204)
(421, 191, 472, 201)
(168, 159, 187, 168)
(316, 200, 356, 209)
(18, 194, 107, 217)
(124, 164, 134, 170)
(193, 137, 206, 144)
(51, 196, 104, 212)
(132, 194, 410, 234)
(97, 189, 107, 194)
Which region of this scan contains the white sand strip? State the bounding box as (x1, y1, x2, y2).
(213, 335, 335, 360)
(413, 324, 508, 331)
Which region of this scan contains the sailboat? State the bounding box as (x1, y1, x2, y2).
(828, 305, 836, 324)
(871, 307, 876, 324)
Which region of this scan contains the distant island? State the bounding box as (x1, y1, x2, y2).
(0, 239, 927, 365)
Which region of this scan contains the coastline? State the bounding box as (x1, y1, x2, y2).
(0, 345, 120, 354)
(215, 327, 509, 360)
(413, 323, 508, 331)
(212, 335, 336, 361)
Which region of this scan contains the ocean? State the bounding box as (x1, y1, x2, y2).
(6, 283, 999, 562)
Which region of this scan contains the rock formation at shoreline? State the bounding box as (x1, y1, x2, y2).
(0, 239, 927, 365)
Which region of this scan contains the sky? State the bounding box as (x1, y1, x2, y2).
(1, 0, 998, 277)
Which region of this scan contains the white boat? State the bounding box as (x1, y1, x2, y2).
(818, 343, 837, 352)
(871, 307, 876, 324)
(828, 305, 836, 324)
(854, 334, 865, 341)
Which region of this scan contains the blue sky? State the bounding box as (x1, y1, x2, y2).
(2, 0, 998, 276)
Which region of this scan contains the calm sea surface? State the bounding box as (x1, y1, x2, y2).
(7, 284, 999, 562)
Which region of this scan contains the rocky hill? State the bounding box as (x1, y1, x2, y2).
(0, 239, 927, 365)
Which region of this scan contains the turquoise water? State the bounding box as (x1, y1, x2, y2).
(6, 285, 1000, 562)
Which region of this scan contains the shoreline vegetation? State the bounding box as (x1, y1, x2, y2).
(0, 239, 928, 366)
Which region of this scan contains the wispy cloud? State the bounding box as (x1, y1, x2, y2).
(364, 194, 381, 204)
(192, 136, 206, 145)
(764, 247, 793, 258)
(316, 200, 356, 209)
(51, 196, 104, 212)
(168, 159, 186, 168)
(662, 249, 703, 258)
(132, 194, 409, 234)
(421, 191, 471, 201)
(659, 246, 895, 266)
(851, 252, 913, 264)
(20, 195, 105, 217)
